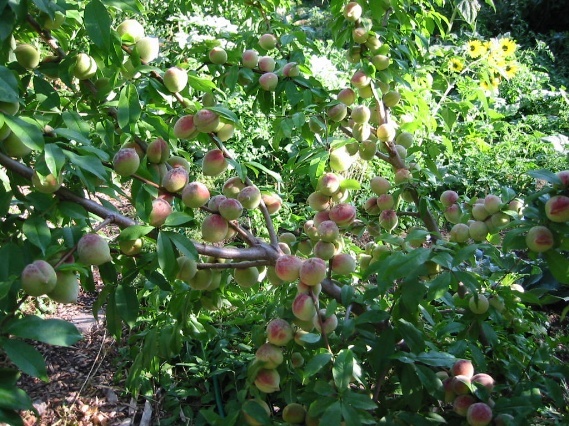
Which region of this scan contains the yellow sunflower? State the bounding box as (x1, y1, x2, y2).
(504, 62, 519, 79)
(448, 57, 465, 73)
(499, 38, 517, 57)
(466, 40, 486, 58)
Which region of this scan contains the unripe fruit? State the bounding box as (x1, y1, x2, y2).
(445, 203, 462, 224)
(201, 214, 229, 243)
(451, 359, 474, 378)
(282, 403, 306, 424)
(453, 394, 476, 416)
(317, 172, 341, 196)
(372, 54, 390, 70)
(275, 254, 303, 282)
(181, 182, 209, 209)
(0, 101, 19, 116)
(222, 176, 245, 198)
(452, 374, 472, 395)
(262, 193, 282, 215)
(370, 176, 391, 195)
(331, 253, 356, 275)
(313, 240, 336, 260)
(440, 190, 459, 207)
(242, 399, 271, 426)
(382, 90, 401, 107)
(352, 27, 369, 44)
(358, 84, 373, 98)
(469, 220, 488, 241)
(259, 72, 278, 91)
(168, 156, 191, 171)
(292, 292, 317, 321)
(119, 238, 143, 256)
(299, 257, 327, 286)
(379, 209, 398, 231)
(329, 203, 357, 227)
(202, 149, 227, 176)
(43, 11, 66, 30)
(353, 123, 371, 142)
(173, 115, 199, 139)
(376, 122, 396, 142)
(491, 212, 510, 228)
(469, 294, 489, 314)
(135, 36, 160, 62)
(255, 343, 283, 369)
(525, 225, 554, 252)
(242, 49, 259, 68)
(351, 70, 371, 88)
(283, 62, 300, 77)
(15, 44, 40, 69)
(291, 352, 304, 368)
(254, 368, 280, 393)
(48, 271, 80, 304)
(73, 53, 97, 80)
(472, 203, 490, 221)
(545, 195, 569, 222)
(218, 198, 243, 220)
(258, 56, 276, 72)
(234, 266, 260, 288)
(365, 197, 381, 215)
(238, 186, 262, 209)
(377, 193, 395, 211)
(351, 104, 371, 124)
(77, 233, 112, 266)
(318, 220, 340, 243)
(163, 67, 188, 93)
(471, 373, 495, 391)
(307, 191, 332, 212)
(149, 198, 172, 227)
(366, 35, 382, 52)
(21, 260, 57, 296)
(187, 269, 212, 290)
(117, 19, 145, 43)
(466, 402, 493, 426)
(343, 2, 363, 21)
(358, 140, 376, 161)
(494, 413, 515, 426)
(266, 318, 293, 346)
(112, 148, 140, 177)
(450, 223, 470, 243)
(162, 167, 188, 193)
(32, 171, 62, 194)
(313, 309, 338, 334)
(329, 146, 355, 172)
(208, 46, 227, 64)
(259, 33, 278, 50)
(396, 131, 414, 148)
(337, 88, 357, 106)
(216, 123, 234, 141)
(194, 109, 220, 133)
(297, 240, 313, 256)
(484, 194, 502, 215)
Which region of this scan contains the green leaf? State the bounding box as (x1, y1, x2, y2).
(44, 143, 66, 176)
(299, 332, 321, 344)
(0, 386, 32, 411)
(333, 349, 354, 391)
(157, 231, 176, 278)
(161, 231, 198, 259)
(164, 212, 194, 227)
(416, 351, 456, 367)
(245, 161, 282, 183)
(0, 66, 19, 103)
(106, 290, 122, 339)
(396, 319, 425, 353)
(319, 401, 342, 426)
(118, 84, 141, 130)
(118, 225, 154, 241)
(303, 352, 332, 380)
(527, 169, 561, 185)
(84, 0, 111, 51)
(53, 128, 92, 145)
(32, 0, 60, 17)
(3, 115, 44, 151)
(2, 339, 48, 381)
(187, 74, 217, 92)
(207, 106, 239, 124)
(115, 283, 139, 327)
(339, 179, 361, 190)
(544, 250, 569, 284)
(64, 151, 107, 179)
(6, 316, 82, 346)
(22, 216, 51, 255)
(33, 76, 60, 110)
(0, 406, 25, 426)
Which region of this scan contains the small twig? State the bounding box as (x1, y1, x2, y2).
(72, 328, 109, 405)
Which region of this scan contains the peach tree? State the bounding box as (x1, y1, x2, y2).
(0, 0, 568, 425)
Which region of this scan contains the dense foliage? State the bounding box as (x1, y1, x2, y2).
(0, 0, 568, 425)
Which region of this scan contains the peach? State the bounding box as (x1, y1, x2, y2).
(343, 2, 363, 21)
(472, 203, 490, 221)
(162, 167, 188, 193)
(238, 186, 262, 209)
(21, 260, 57, 296)
(207, 194, 227, 212)
(313, 240, 336, 260)
(116, 19, 144, 43)
(242, 399, 271, 426)
(255, 343, 283, 369)
(376, 193, 395, 211)
(201, 214, 229, 243)
(216, 123, 235, 141)
(259, 33, 278, 50)
(254, 368, 280, 393)
(317, 173, 341, 196)
(113, 147, 140, 176)
(525, 225, 554, 252)
(242, 49, 259, 68)
(452, 359, 474, 378)
(329, 146, 355, 172)
(443, 377, 456, 403)
(258, 56, 276, 72)
(313, 309, 338, 334)
(234, 266, 260, 288)
(469, 221, 488, 242)
(358, 84, 373, 98)
(484, 194, 502, 215)
(545, 195, 569, 222)
(266, 318, 293, 346)
(352, 27, 369, 44)
(370, 176, 391, 195)
(173, 115, 199, 139)
(337, 88, 357, 106)
(372, 54, 390, 70)
(359, 140, 377, 160)
(440, 190, 459, 207)
(466, 402, 493, 426)
(351, 70, 371, 88)
(379, 209, 398, 231)
(317, 220, 339, 243)
(15, 44, 40, 69)
(327, 103, 348, 122)
(262, 193, 282, 214)
(283, 62, 300, 77)
(119, 238, 143, 256)
(453, 394, 476, 416)
(187, 269, 213, 290)
(182, 181, 210, 208)
(149, 198, 172, 227)
(135, 36, 159, 62)
(383, 90, 401, 107)
(469, 294, 489, 314)
(307, 191, 332, 212)
(42, 11, 66, 30)
(219, 198, 243, 220)
(194, 109, 220, 133)
(309, 116, 326, 133)
(163, 67, 188, 93)
(471, 373, 495, 391)
(491, 212, 510, 229)
(31, 171, 62, 194)
(146, 137, 169, 164)
(365, 197, 381, 215)
(274, 254, 303, 282)
(77, 233, 112, 265)
(222, 176, 246, 198)
(331, 253, 356, 275)
(376, 123, 396, 142)
(279, 232, 297, 246)
(291, 352, 305, 368)
(329, 203, 356, 227)
(176, 256, 198, 282)
(208, 46, 227, 64)
(292, 292, 317, 321)
(47, 271, 80, 304)
(556, 170, 569, 188)
(266, 266, 284, 287)
(73, 53, 97, 79)
(352, 123, 371, 142)
(297, 281, 321, 295)
(259, 72, 278, 91)
(202, 149, 227, 176)
(396, 131, 414, 148)
(346, 45, 362, 63)
(394, 168, 412, 185)
(282, 403, 306, 424)
(494, 413, 515, 426)
(445, 203, 462, 224)
(351, 105, 371, 124)
(452, 374, 472, 395)
(299, 257, 327, 286)
(450, 223, 470, 243)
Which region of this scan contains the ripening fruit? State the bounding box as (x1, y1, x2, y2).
(337, 88, 357, 106)
(370, 176, 391, 195)
(343, 2, 363, 21)
(351, 70, 371, 88)
(77, 233, 112, 266)
(242, 49, 259, 68)
(484, 194, 502, 215)
(454, 394, 476, 416)
(266, 318, 293, 346)
(117, 19, 145, 43)
(238, 186, 262, 209)
(182, 181, 210, 208)
(194, 109, 220, 133)
(209, 46, 227, 64)
(376, 122, 396, 142)
(451, 359, 474, 378)
(382, 90, 401, 107)
(317, 173, 341, 196)
(43, 11, 66, 30)
(440, 190, 459, 207)
(329, 203, 357, 227)
(379, 209, 398, 231)
(313, 309, 338, 334)
(176, 256, 198, 282)
(292, 293, 317, 321)
(329, 146, 355, 172)
(135, 36, 160, 62)
(48, 271, 80, 304)
(187, 269, 213, 290)
(216, 123, 235, 141)
(73, 53, 97, 80)
(299, 257, 327, 286)
(202, 149, 228, 176)
(242, 399, 271, 426)
(351, 104, 371, 124)
(255, 343, 283, 369)
(32, 171, 62, 194)
(307, 191, 332, 212)
(113, 148, 140, 176)
(201, 214, 229, 243)
(282, 403, 306, 424)
(469, 294, 489, 314)
(275, 254, 303, 282)
(466, 402, 493, 426)
(471, 373, 495, 391)
(283, 62, 300, 77)
(452, 375, 472, 395)
(148, 198, 172, 227)
(353, 123, 371, 142)
(163, 67, 188, 93)
(15, 44, 40, 69)
(254, 368, 280, 393)
(331, 253, 356, 275)
(258, 33, 278, 50)
(173, 114, 199, 140)
(219, 198, 243, 220)
(352, 27, 369, 44)
(450, 223, 470, 243)
(21, 260, 57, 296)
(146, 137, 169, 164)
(444, 203, 462, 224)
(259, 72, 278, 91)
(372, 54, 390, 70)
(234, 266, 260, 288)
(258, 56, 276, 72)
(472, 203, 490, 221)
(318, 220, 340, 243)
(377, 193, 395, 211)
(119, 238, 143, 256)
(162, 167, 188, 193)
(545, 195, 569, 222)
(262, 193, 282, 215)
(525, 225, 554, 252)
(208, 194, 227, 212)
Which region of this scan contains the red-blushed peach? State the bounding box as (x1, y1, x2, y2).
(443, 377, 456, 403)
(452, 359, 474, 378)
(282, 403, 306, 424)
(162, 166, 188, 193)
(242, 399, 271, 426)
(444, 203, 462, 224)
(290, 352, 305, 368)
(440, 190, 459, 207)
(525, 225, 554, 252)
(173, 115, 199, 139)
(556, 170, 569, 188)
(202, 149, 228, 176)
(299, 257, 327, 286)
(255, 342, 283, 369)
(207, 194, 227, 212)
(31, 171, 62, 194)
(307, 191, 332, 212)
(484, 194, 502, 215)
(545, 195, 569, 223)
(262, 193, 282, 214)
(176, 256, 198, 283)
(201, 214, 229, 243)
(313, 240, 336, 260)
(182, 181, 210, 208)
(337, 88, 357, 106)
(331, 253, 356, 275)
(313, 309, 338, 334)
(193, 109, 220, 133)
(208, 46, 227, 64)
(343, 1, 363, 21)
(292, 292, 317, 321)
(327, 103, 348, 122)
(254, 368, 280, 393)
(471, 373, 495, 391)
(234, 266, 260, 288)
(242, 49, 259, 68)
(452, 374, 472, 395)
(149, 198, 172, 227)
(329, 203, 356, 227)
(146, 137, 170, 164)
(219, 198, 243, 220)
(379, 209, 398, 232)
(351, 70, 370, 88)
(376, 193, 395, 211)
(222, 176, 246, 198)
(365, 197, 381, 215)
(21, 260, 58, 296)
(274, 254, 303, 282)
(450, 223, 470, 243)
(453, 394, 476, 416)
(163, 66, 188, 93)
(258, 33, 278, 50)
(258, 56, 276, 72)
(394, 168, 412, 185)
(266, 318, 293, 346)
(317, 220, 339, 243)
(77, 233, 112, 266)
(238, 186, 262, 209)
(48, 271, 80, 304)
(317, 172, 341, 196)
(370, 176, 391, 195)
(466, 402, 493, 426)
(283, 62, 300, 77)
(113, 147, 140, 176)
(259, 72, 278, 91)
